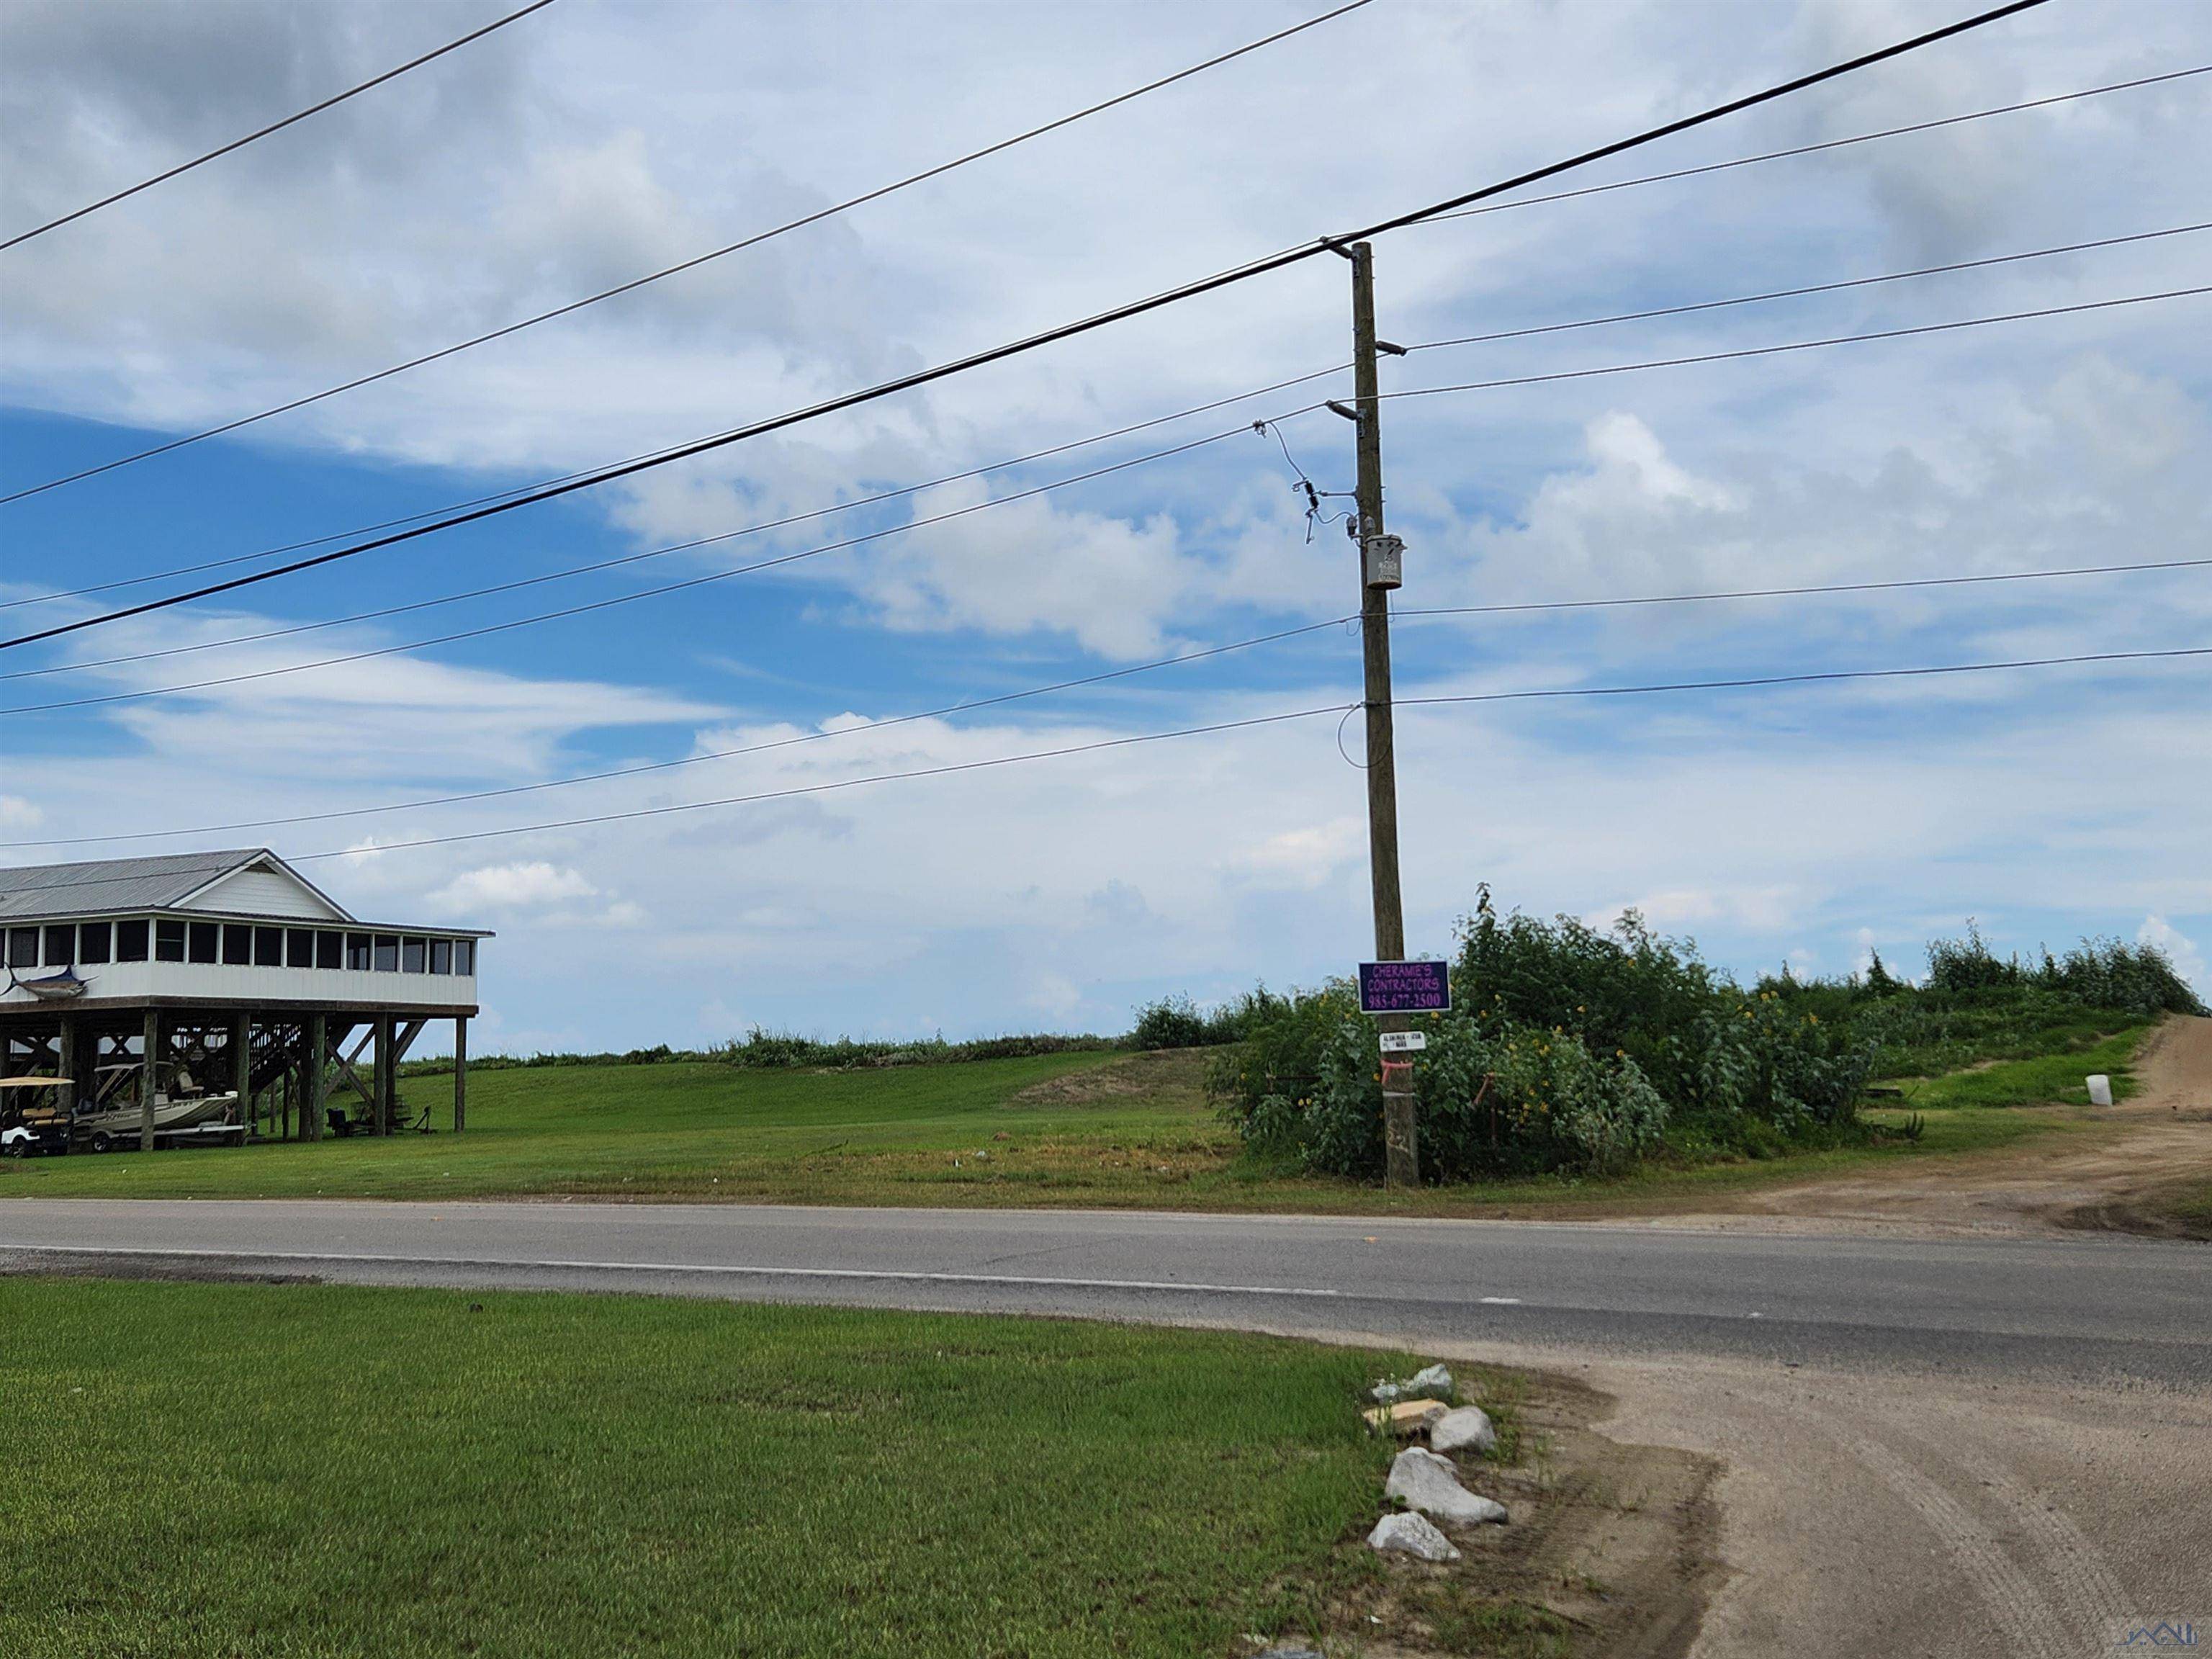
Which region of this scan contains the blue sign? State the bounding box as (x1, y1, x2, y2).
(1359, 960, 1449, 1015)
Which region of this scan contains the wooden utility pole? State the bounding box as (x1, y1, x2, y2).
(139, 1009, 159, 1151)
(1344, 239, 1418, 1187)
(306, 1014, 326, 1143)
(373, 1017, 392, 1136)
(452, 1015, 467, 1134)
(232, 1014, 251, 1139)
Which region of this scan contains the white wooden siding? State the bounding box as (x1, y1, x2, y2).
(181, 866, 346, 921)
(1, 958, 476, 1011)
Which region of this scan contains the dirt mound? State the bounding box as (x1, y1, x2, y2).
(1007, 1046, 1214, 1107)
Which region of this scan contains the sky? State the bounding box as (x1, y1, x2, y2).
(1, 0, 2207, 1056)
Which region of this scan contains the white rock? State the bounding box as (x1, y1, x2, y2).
(1370, 1362, 1455, 1403)
(1385, 1447, 1509, 1527)
(2087, 1073, 2114, 1107)
(1366, 1510, 1461, 1562)
(1429, 1405, 1497, 1456)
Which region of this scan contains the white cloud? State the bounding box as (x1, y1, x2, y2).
(429, 862, 597, 910)
(9, 1, 2211, 1046)
(2137, 916, 2207, 997)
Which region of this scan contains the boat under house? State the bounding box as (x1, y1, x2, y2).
(1, 849, 489, 1150)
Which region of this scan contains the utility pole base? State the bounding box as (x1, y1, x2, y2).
(1383, 1093, 1419, 1187)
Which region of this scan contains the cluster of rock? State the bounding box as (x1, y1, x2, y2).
(1359, 1363, 1508, 1563)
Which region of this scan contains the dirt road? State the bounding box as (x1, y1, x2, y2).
(1653, 1014, 2212, 1241)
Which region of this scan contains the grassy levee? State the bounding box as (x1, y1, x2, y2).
(0, 1277, 1410, 1659)
(0, 1040, 2118, 1217)
(1881, 1025, 2147, 1111)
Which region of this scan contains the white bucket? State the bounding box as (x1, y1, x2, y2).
(2086, 1074, 2113, 1107)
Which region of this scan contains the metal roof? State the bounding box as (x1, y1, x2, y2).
(0, 850, 273, 922)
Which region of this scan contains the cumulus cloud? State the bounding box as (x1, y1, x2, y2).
(429, 861, 597, 909)
(9, 1, 2210, 1047)
(2137, 916, 2207, 997)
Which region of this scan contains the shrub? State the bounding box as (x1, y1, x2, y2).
(1215, 994, 1671, 1182)
(1130, 997, 1213, 1051)
(1211, 891, 1878, 1184)
(1130, 987, 1290, 1050)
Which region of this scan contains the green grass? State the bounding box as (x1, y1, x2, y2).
(1, 1041, 2116, 1217)
(0, 1276, 1415, 1659)
(1884, 1025, 2148, 1111)
(2, 1050, 1218, 1203)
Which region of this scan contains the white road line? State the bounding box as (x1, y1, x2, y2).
(1, 1241, 1348, 1300)
(1480, 1296, 1523, 1304)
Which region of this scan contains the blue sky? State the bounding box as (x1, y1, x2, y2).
(3, 0, 2208, 1053)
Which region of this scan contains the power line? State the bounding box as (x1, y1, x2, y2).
(1, 621, 1363, 850)
(12, 277, 2200, 708)
(0, 1, 558, 251)
(1380, 284, 2212, 408)
(0, 0, 2056, 651)
(0, 428, 1260, 714)
(12, 546, 2208, 853)
(1396, 554, 2212, 621)
(325, 643, 2195, 864)
(0, 0, 1375, 503)
(17, 637, 2202, 875)
(3, 367, 1353, 681)
(1395, 644, 2211, 710)
(23, 210, 2194, 684)
(4, 704, 1357, 883)
(1405, 63, 2212, 233)
(7, 55, 2169, 619)
(1406, 222, 2212, 354)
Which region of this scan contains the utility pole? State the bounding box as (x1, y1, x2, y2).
(1339, 238, 1417, 1187)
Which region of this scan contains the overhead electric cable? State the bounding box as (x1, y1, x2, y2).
(19, 637, 2203, 875)
(10, 548, 2208, 852)
(3, 365, 1356, 678)
(1406, 63, 2212, 232)
(7, 51, 2167, 617)
(266, 642, 2212, 860)
(1405, 221, 2212, 354)
(0, 0, 1375, 503)
(0, 0, 557, 250)
(1394, 644, 2212, 711)
(0, 0, 2056, 651)
(23, 210, 2201, 684)
(1394, 554, 2212, 621)
(1, 620, 1364, 850)
(10, 276, 2201, 706)
(0, 428, 1261, 714)
(1380, 284, 2211, 407)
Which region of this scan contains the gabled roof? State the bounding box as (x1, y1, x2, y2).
(0, 850, 349, 922)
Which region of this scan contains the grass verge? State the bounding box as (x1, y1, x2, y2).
(0, 1276, 1413, 1659)
(1, 1046, 2110, 1218)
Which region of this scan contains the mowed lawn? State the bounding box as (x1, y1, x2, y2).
(0, 1050, 1233, 1204)
(0, 1277, 1403, 1659)
(0, 1043, 2118, 1215)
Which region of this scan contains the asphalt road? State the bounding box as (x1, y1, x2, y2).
(1, 1196, 2204, 1385)
(6, 1198, 2208, 1657)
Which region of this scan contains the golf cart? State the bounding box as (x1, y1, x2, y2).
(0, 1076, 73, 1159)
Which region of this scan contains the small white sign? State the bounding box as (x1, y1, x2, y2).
(1378, 1030, 1428, 1053)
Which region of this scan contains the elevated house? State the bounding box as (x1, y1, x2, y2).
(1, 849, 489, 1148)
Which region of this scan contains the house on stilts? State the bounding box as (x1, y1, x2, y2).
(1, 849, 488, 1150)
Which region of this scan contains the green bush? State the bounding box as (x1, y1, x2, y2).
(1212, 890, 1873, 1184)
(1130, 988, 1290, 1050)
(1922, 924, 2203, 1017)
